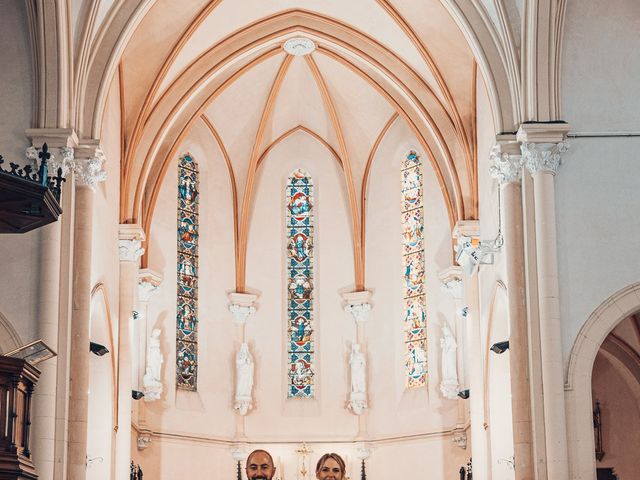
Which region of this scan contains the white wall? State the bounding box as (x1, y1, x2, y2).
(558, 0, 640, 366)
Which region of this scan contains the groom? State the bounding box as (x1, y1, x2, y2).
(246, 449, 276, 480)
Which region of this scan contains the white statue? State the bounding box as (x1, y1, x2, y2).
(348, 343, 367, 415)
(234, 343, 254, 415)
(143, 328, 163, 402)
(439, 323, 459, 399)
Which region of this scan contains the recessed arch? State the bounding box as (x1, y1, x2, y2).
(565, 282, 640, 479)
(0, 311, 23, 354)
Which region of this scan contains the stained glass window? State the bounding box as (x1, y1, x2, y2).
(401, 150, 427, 388)
(286, 169, 315, 398)
(176, 153, 199, 391)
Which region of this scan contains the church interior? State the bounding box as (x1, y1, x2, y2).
(0, 1, 639, 479)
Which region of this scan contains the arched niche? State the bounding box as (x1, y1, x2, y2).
(0, 311, 23, 354)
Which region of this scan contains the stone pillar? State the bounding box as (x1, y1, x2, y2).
(24, 129, 77, 480)
(228, 292, 258, 439)
(135, 269, 162, 450)
(115, 226, 145, 480)
(517, 123, 570, 480)
(453, 220, 489, 480)
(439, 267, 468, 449)
(490, 139, 534, 480)
(342, 290, 373, 439)
(67, 143, 106, 480)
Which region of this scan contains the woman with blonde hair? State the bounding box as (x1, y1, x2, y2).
(316, 453, 346, 480)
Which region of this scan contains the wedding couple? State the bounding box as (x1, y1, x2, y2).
(246, 449, 345, 480)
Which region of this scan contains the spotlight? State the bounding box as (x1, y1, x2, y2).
(89, 342, 109, 356)
(132, 390, 145, 400)
(490, 341, 510, 354)
(457, 389, 470, 399)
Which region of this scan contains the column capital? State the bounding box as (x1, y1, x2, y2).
(228, 292, 258, 325)
(438, 266, 463, 299)
(342, 290, 373, 324)
(74, 140, 107, 189)
(138, 269, 163, 302)
(517, 122, 570, 175)
(489, 138, 523, 184)
(119, 224, 145, 262)
(25, 129, 79, 179)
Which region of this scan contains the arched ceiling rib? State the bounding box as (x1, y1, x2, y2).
(124, 14, 470, 227)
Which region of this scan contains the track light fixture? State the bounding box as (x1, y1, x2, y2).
(131, 390, 145, 400)
(457, 389, 470, 399)
(490, 341, 510, 354)
(89, 341, 109, 356)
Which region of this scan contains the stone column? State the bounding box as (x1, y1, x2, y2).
(24, 129, 77, 480)
(517, 123, 570, 480)
(228, 292, 258, 439)
(342, 290, 373, 439)
(439, 267, 468, 450)
(453, 220, 489, 480)
(135, 269, 162, 451)
(490, 139, 534, 480)
(115, 226, 145, 479)
(67, 143, 106, 480)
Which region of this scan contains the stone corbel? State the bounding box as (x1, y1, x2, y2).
(451, 424, 467, 450)
(228, 292, 258, 325)
(136, 427, 152, 451)
(138, 269, 163, 303)
(439, 266, 463, 300)
(342, 290, 373, 324)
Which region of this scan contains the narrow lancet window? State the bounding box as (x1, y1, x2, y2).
(176, 153, 199, 391)
(401, 150, 427, 388)
(286, 169, 315, 398)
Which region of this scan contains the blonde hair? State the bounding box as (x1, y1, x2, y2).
(316, 453, 346, 475)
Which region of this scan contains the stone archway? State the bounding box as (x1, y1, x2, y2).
(565, 282, 640, 479)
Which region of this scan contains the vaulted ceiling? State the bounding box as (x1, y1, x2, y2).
(106, 0, 489, 289)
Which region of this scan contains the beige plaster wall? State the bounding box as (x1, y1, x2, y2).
(591, 352, 640, 480)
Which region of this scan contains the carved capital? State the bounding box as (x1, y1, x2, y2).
(341, 290, 373, 324)
(26, 145, 75, 178)
(516, 122, 570, 176)
(74, 141, 107, 189)
(228, 292, 258, 325)
(489, 144, 523, 184)
(520, 141, 568, 175)
(119, 225, 145, 262)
